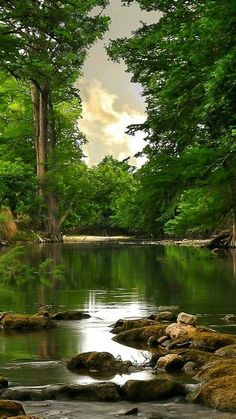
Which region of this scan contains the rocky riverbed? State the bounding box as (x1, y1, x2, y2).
(1, 308, 236, 418)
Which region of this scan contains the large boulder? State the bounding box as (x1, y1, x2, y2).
(121, 379, 186, 401)
(112, 324, 167, 349)
(66, 351, 132, 374)
(50, 311, 90, 321)
(0, 400, 25, 418)
(1, 313, 56, 331)
(189, 375, 236, 412)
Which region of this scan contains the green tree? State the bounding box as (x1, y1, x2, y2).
(0, 0, 110, 240)
(108, 0, 236, 245)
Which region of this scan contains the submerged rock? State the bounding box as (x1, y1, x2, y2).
(0, 400, 25, 417)
(0, 313, 56, 331)
(121, 378, 186, 401)
(50, 311, 90, 321)
(222, 314, 236, 322)
(66, 351, 132, 374)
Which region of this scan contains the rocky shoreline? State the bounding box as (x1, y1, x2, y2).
(0, 308, 236, 418)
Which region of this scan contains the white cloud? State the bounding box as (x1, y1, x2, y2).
(78, 80, 146, 167)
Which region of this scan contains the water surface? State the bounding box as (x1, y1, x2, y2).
(0, 243, 236, 388)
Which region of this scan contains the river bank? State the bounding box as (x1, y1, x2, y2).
(63, 235, 210, 247)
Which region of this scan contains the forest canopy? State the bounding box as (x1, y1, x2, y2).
(0, 0, 235, 245)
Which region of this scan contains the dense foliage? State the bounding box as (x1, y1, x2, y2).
(0, 0, 235, 242)
(108, 0, 236, 241)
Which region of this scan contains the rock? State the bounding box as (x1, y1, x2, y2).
(177, 312, 197, 326)
(0, 400, 25, 418)
(176, 349, 221, 368)
(148, 311, 177, 322)
(215, 344, 236, 357)
(42, 383, 121, 402)
(165, 322, 236, 351)
(0, 388, 43, 401)
(50, 311, 90, 321)
(121, 379, 186, 401)
(166, 323, 196, 340)
(195, 359, 236, 382)
(7, 416, 44, 419)
(110, 318, 158, 334)
(66, 351, 132, 374)
(0, 376, 8, 389)
(1, 383, 121, 402)
(222, 314, 236, 322)
(157, 306, 180, 313)
(157, 336, 169, 345)
(182, 361, 198, 373)
(118, 407, 139, 416)
(112, 324, 167, 349)
(189, 375, 236, 412)
(155, 354, 185, 370)
(1, 313, 56, 330)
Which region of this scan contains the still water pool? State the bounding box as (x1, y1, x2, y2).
(0, 242, 236, 388)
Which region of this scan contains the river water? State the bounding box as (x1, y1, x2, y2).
(0, 242, 236, 414)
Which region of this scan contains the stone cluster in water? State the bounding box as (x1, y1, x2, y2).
(1, 308, 236, 417)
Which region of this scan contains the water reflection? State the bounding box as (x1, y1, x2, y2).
(0, 243, 235, 386)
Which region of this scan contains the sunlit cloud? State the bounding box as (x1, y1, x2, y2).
(78, 80, 146, 167)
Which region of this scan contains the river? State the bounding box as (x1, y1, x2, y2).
(0, 242, 235, 417)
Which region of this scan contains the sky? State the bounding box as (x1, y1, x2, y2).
(78, 1, 160, 167)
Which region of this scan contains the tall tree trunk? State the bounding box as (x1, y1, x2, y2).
(46, 94, 63, 241)
(30, 82, 63, 242)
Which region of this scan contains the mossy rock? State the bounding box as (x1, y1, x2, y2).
(113, 324, 167, 349)
(195, 359, 236, 382)
(110, 318, 159, 334)
(66, 351, 132, 375)
(1, 313, 56, 331)
(166, 323, 236, 351)
(215, 344, 236, 358)
(121, 378, 186, 401)
(175, 349, 221, 367)
(189, 374, 236, 412)
(0, 400, 25, 418)
(150, 348, 221, 368)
